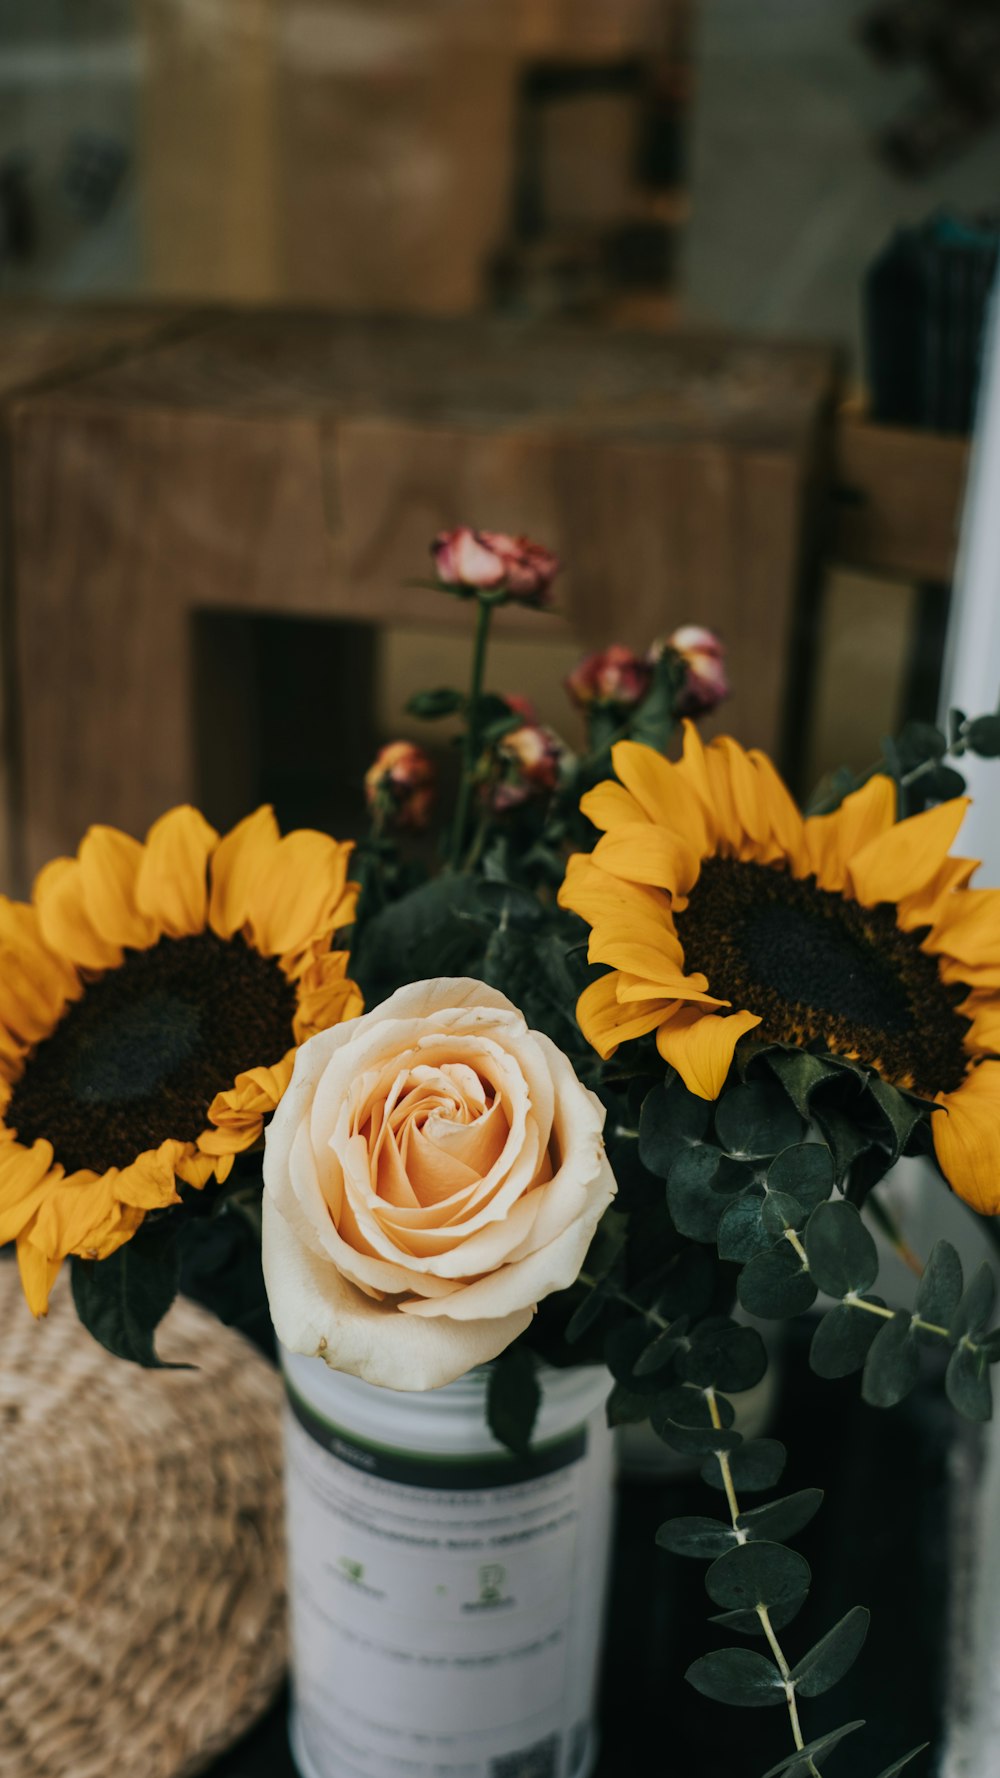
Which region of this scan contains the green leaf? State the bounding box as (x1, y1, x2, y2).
(686, 1648, 785, 1708)
(486, 1347, 540, 1456)
(738, 1242, 817, 1319)
(651, 1384, 736, 1433)
(639, 1079, 711, 1178)
(606, 1382, 656, 1426)
(657, 1516, 737, 1559)
(813, 1103, 872, 1180)
(965, 713, 1000, 758)
(667, 1145, 726, 1241)
(702, 1438, 786, 1496)
(656, 1420, 743, 1458)
(872, 1745, 930, 1777)
(759, 1721, 865, 1778)
(678, 1319, 769, 1393)
(715, 1082, 805, 1160)
(951, 1263, 997, 1340)
(738, 1489, 823, 1544)
(810, 1299, 886, 1378)
(606, 1320, 665, 1396)
(710, 1601, 800, 1637)
(761, 1192, 807, 1238)
(404, 686, 464, 719)
(706, 1541, 811, 1616)
(352, 877, 489, 1003)
(862, 1311, 919, 1408)
(867, 1076, 926, 1156)
(718, 1189, 772, 1263)
(71, 1229, 182, 1368)
(915, 1239, 963, 1328)
(564, 1284, 610, 1344)
(946, 1341, 993, 1421)
(767, 1143, 834, 1211)
(791, 1606, 870, 1697)
(765, 1049, 842, 1118)
(804, 1200, 879, 1298)
(631, 1319, 688, 1377)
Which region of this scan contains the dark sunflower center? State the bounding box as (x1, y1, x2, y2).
(676, 856, 970, 1097)
(8, 931, 297, 1175)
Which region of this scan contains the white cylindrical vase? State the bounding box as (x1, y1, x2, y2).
(280, 1349, 615, 1778)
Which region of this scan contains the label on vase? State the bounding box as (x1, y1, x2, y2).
(283, 1385, 613, 1778)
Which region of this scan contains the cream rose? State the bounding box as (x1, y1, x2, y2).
(262, 978, 616, 1390)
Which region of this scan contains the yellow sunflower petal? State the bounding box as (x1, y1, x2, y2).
(588, 923, 686, 978)
(208, 805, 281, 940)
(712, 738, 769, 851)
(747, 750, 810, 874)
(558, 853, 673, 929)
(848, 797, 970, 909)
(175, 1150, 220, 1190)
(292, 951, 364, 1042)
(16, 1224, 62, 1316)
(77, 825, 157, 951)
(933, 1062, 1000, 1215)
(200, 1054, 296, 1154)
(579, 780, 649, 832)
(112, 1140, 186, 1211)
(962, 995, 1000, 1059)
(576, 974, 678, 1060)
(592, 823, 700, 896)
(655, 1005, 761, 1099)
(135, 805, 219, 938)
(898, 853, 979, 930)
(0, 1140, 58, 1245)
(923, 888, 1000, 973)
(245, 831, 355, 957)
(611, 741, 710, 854)
(805, 776, 897, 893)
(34, 857, 123, 971)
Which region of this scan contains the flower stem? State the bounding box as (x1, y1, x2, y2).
(450, 596, 493, 868)
(705, 1389, 822, 1778)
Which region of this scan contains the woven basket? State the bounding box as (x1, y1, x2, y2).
(0, 1261, 287, 1778)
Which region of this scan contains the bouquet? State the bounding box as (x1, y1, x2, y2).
(5, 524, 1000, 1777)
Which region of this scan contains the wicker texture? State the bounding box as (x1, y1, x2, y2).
(0, 1263, 287, 1778)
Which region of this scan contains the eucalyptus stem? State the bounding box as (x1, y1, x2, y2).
(782, 1227, 949, 1339)
(705, 1388, 823, 1778)
(449, 595, 494, 868)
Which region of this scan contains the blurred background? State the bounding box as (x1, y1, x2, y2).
(0, 0, 997, 886)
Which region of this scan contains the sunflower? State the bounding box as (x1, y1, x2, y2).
(558, 723, 1000, 1215)
(0, 806, 362, 1315)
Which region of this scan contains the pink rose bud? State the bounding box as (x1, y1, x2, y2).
(491, 724, 568, 812)
(365, 741, 436, 831)
(565, 644, 652, 712)
(652, 624, 730, 717)
(431, 529, 560, 606)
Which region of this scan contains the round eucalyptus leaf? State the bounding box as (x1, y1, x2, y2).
(705, 1540, 811, 1615)
(686, 1647, 785, 1708)
(791, 1605, 870, 1698)
(738, 1241, 817, 1320)
(803, 1199, 879, 1299)
(862, 1311, 919, 1408)
(810, 1299, 885, 1379)
(702, 1437, 786, 1496)
(679, 1320, 769, 1393)
(667, 1145, 725, 1241)
(760, 1720, 865, 1778)
(717, 1189, 771, 1264)
(946, 1341, 993, 1422)
(656, 1516, 737, 1559)
(714, 1082, 805, 1160)
(639, 1079, 711, 1179)
(737, 1488, 823, 1544)
(915, 1239, 963, 1329)
(761, 1191, 806, 1238)
(767, 1143, 834, 1210)
(951, 1262, 997, 1341)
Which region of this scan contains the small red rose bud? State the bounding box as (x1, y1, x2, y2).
(501, 692, 538, 722)
(490, 723, 568, 812)
(565, 644, 652, 713)
(651, 624, 730, 718)
(431, 529, 560, 607)
(364, 741, 436, 831)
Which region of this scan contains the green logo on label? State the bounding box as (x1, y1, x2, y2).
(478, 1563, 506, 1605)
(339, 1557, 365, 1584)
